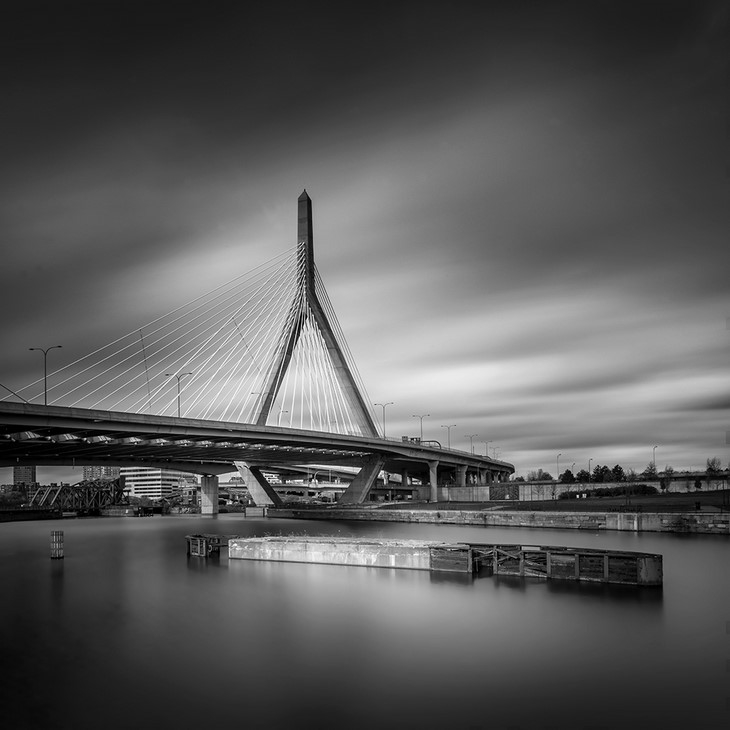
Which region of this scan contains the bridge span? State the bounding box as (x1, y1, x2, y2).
(0, 402, 513, 511)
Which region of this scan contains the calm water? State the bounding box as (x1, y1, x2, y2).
(1, 515, 729, 730)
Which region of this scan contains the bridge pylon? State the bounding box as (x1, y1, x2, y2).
(253, 191, 378, 437)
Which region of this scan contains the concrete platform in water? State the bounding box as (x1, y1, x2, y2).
(227, 536, 663, 586)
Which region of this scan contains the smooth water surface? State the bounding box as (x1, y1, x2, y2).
(1, 515, 728, 730)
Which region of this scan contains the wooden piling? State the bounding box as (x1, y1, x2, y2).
(50, 530, 64, 559)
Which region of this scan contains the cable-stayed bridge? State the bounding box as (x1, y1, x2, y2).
(0, 192, 513, 509)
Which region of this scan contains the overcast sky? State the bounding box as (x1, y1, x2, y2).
(1, 1, 728, 484)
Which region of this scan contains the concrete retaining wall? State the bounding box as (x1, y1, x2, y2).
(229, 536, 441, 570)
(270, 508, 730, 535)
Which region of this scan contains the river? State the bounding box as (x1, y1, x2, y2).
(1, 514, 728, 730)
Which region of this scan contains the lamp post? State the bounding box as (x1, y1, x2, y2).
(557, 453, 561, 481)
(277, 409, 288, 426)
(653, 445, 658, 471)
(588, 458, 592, 483)
(411, 414, 429, 442)
(441, 424, 456, 449)
(165, 372, 192, 417)
(29, 345, 62, 405)
(374, 402, 393, 438)
(465, 434, 477, 455)
(485, 440, 492, 458)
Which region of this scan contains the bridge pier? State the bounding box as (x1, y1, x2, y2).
(429, 460, 439, 502)
(234, 462, 282, 507)
(456, 465, 467, 487)
(340, 455, 386, 504)
(200, 475, 219, 515)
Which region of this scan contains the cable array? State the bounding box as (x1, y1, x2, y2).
(6, 246, 377, 436)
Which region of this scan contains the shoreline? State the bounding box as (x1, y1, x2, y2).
(269, 506, 730, 535)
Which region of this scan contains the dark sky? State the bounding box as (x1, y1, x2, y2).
(1, 1, 729, 482)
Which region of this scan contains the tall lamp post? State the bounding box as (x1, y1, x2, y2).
(441, 424, 456, 449)
(374, 402, 393, 438)
(277, 409, 289, 426)
(556, 453, 562, 481)
(484, 440, 492, 458)
(411, 414, 429, 442)
(165, 372, 192, 417)
(653, 445, 658, 471)
(588, 458, 592, 483)
(29, 345, 62, 405)
(465, 434, 477, 455)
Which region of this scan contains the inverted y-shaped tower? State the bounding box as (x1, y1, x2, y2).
(253, 191, 378, 437)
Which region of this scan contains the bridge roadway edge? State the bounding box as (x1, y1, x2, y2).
(267, 506, 730, 535)
(0, 402, 514, 485)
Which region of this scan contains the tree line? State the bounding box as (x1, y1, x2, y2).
(518, 457, 727, 483)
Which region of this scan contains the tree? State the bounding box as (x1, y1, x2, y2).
(526, 469, 553, 481)
(560, 469, 575, 484)
(642, 461, 658, 479)
(659, 465, 674, 493)
(575, 469, 590, 483)
(591, 464, 612, 483)
(706, 457, 722, 474)
(611, 464, 625, 482)
(625, 468, 637, 482)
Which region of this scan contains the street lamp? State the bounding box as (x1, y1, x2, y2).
(411, 414, 429, 442)
(465, 434, 477, 455)
(165, 372, 192, 417)
(653, 445, 658, 470)
(277, 409, 288, 426)
(440, 424, 456, 449)
(484, 440, 492, 458)
(557, 453, 561, 480)
(588, 458, 592, 483)
(374, 402, 394, 438)
(29, 345, 62, 405)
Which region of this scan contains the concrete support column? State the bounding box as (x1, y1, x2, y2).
(200, 475, 219, 515)
(457, 465, 467, 487)
(340, 455, 387, 504)
(401, 469, 409, 488)
(235, 461, 282, 507)
(429, 460, 439, 502)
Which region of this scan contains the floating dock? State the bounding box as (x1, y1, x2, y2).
(226, 536, 663, 586)
(186, 533, 241, 557)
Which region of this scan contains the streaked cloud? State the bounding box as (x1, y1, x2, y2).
(1, 1, 728, 483)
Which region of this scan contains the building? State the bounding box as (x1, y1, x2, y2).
(82, 465, 120, 481)
(13, 465, 37, 488)
(119, 467, 193, 500)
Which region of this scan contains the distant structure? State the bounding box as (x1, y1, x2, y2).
(82, 465, 120, 481)
(119, 467, 192, 500)
(13, 465, 36, 487)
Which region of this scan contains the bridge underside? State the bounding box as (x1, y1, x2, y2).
(0, 403, 513, 506)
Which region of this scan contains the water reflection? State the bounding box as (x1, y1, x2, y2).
(0, 515, 726, 730)
(544, 576, 664, 605)
(427, 570, 474, 585)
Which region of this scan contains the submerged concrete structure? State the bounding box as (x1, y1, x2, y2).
(227, 535, 663, 585)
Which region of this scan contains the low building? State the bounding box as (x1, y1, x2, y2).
(119, 467, 192, 500)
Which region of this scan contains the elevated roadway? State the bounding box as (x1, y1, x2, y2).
(0, 402, 514, 508)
